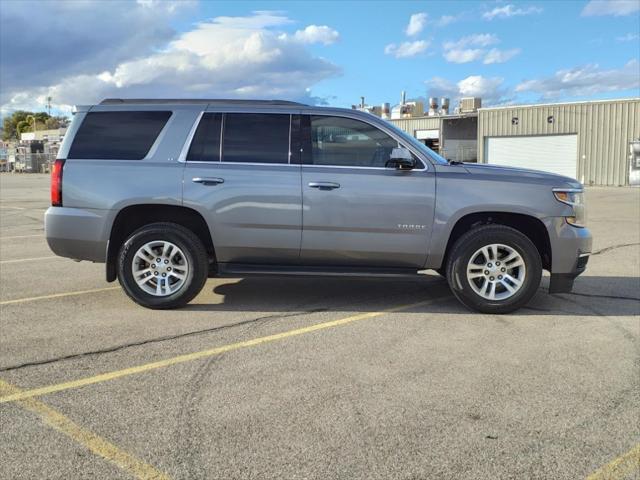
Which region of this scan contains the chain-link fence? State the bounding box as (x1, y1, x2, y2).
(11, 153, 56, 173)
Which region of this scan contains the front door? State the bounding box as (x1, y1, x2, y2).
(299, 114, 435, 268)
(183, 112, 302, 265)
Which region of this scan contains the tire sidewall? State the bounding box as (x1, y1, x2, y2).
(118, 225, 206, 309)
(448, 228, 542, 313)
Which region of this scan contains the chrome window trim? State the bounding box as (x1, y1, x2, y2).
(288, 114, 292, 164)
(219, 113, 225, 162)
(178, 110, 429, 171)
(185, 160, 300, 167)
(301, 163, 426, 172)
(178, 111, 205, 163)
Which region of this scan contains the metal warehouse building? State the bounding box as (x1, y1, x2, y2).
(389, 97, 640, 186)
(478, 98, 640, 186)
(390, 113, 478, 163)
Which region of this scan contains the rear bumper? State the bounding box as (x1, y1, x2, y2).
(44, 207, 109, 262)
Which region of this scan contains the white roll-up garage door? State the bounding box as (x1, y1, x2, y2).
(485, 134, 578, 179)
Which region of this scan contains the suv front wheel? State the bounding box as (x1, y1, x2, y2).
(117, 222, 208, 309)
(446, 225, 542, 314)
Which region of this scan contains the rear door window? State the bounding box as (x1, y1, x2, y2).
(222, 113, 290, 164)
(68, 111, 171, 160)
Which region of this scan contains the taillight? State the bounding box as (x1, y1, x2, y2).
(51, 159, 65, 206)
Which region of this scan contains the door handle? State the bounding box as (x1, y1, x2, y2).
(192, 177, 224, 186)
(308, 182, 340, 190)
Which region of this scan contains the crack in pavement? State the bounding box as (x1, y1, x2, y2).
(591, 242, 640, 256)
(0, 285, 448, 374)
(0, 308, 328, 373)
(543, 287, 640, 302)
(563, 291, 640, 302)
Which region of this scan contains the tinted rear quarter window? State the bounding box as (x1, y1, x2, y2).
(68, 111, 171, 160)
(187, 113, 222, 162)
(222, 113, 290, 164)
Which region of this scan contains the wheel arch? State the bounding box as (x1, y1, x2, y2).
(106, 204, 215, 282)
(440, 211, 552, 272)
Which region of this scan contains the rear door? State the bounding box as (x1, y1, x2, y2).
(182, 111, 302, 265)
(299, 114, 436, 268)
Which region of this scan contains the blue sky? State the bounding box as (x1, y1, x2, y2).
(1, 0, 638, 115)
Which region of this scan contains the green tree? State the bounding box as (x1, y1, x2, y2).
(2, 111, 69, 141)
(16, 120, 31, 135)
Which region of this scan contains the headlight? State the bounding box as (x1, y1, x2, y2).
(553, 188, 586, 227)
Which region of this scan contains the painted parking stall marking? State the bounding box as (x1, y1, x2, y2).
(0, 297, 448, 404)
(0, 379, 170, 480)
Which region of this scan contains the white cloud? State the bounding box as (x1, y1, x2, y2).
(0, 0, 190, 103)
(483, 48, 522, 64)
(434, 15, 457, 27)
(2, 11, 341, 112)
(442, 34, 519, 64)
(483, 4, 542, 20)
(425, 75, 508, 105)
(458, 75, 505, 98)
(515, 59, 640, 98)
(291, 25, 339, 45)
(425, 77, 460, 99)
(443, 34, 499, 50)
(444, 49, 486, 63)
(582, 0, 640, 16)
(405, 12, 428, 36)
(384, 40, 430, 58)
(617, 32, 640, 42)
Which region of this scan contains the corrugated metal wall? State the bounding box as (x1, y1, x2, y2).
(478, 99, 640, 186)
(389, 117, 441, 134)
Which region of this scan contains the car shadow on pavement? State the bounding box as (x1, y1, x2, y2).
(183, 275, 640, 317)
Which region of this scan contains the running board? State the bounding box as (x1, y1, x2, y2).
(216, 263, 426, 279)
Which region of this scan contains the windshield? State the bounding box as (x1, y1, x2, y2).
(383, 121, 449, 165)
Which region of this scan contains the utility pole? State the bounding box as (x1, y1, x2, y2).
(46, 97, 52, 116)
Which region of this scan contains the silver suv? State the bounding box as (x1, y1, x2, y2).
(45, 99, 592, 313)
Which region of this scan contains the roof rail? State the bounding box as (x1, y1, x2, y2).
(99, 98, 308, 106)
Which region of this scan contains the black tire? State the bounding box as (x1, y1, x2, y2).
(117, 222, 208, 309)
(445, 225, 542, 314)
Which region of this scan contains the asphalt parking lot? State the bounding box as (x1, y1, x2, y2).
(0, 173, 638, 480)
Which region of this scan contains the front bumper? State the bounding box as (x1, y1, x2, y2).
(548, 253, 590, 293)
(546, 218, 592, 294)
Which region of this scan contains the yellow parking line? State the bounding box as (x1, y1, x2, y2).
(0, 379, 170, 480)
(0, 296, 447, 404)
(0, 287, 121, 306)
(0, 255, 58, 264)
(586, 444, 640, 480)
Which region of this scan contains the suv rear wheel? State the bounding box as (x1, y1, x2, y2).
(446, 225, 542, 314)
(117, 222, 208, 309)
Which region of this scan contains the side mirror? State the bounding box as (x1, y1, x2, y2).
(388, 147, 415, 170)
